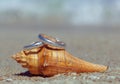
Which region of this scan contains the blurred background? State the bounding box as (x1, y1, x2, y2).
(0, 0, 120, 26)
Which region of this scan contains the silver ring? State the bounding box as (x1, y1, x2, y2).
(24, 41, 43, 50)
(38, 34, 66, 48)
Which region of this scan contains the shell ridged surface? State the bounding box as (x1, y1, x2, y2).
(12, 45, 108, 77)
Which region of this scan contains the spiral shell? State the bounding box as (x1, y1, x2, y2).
(12, 34, 108, 77)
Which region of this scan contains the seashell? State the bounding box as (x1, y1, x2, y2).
(12, 34, 108, 77)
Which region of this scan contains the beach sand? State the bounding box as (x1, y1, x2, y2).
(0, 24, 120, 84)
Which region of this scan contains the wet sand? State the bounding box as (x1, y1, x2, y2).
(0, 24, 120, 84)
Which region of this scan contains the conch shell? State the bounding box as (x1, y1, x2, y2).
(12, 34, 108, 77)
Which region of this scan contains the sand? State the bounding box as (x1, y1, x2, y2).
(0, 24, 120, 84)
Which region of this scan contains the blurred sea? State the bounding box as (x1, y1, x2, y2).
(0, 0, 120, 26)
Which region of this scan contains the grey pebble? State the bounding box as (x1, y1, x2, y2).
(5, 78, 13, 82)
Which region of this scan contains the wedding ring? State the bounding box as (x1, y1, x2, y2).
(24, 41, 43, 50)
(38, 34, 66, 48)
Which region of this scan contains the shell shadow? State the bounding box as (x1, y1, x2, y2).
(14, 71, 48, 78)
